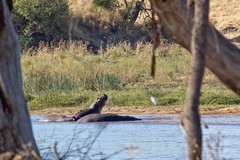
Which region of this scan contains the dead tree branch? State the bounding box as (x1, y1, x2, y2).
(150, 0, 240, 96)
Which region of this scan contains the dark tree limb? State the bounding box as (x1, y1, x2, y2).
(129, 0, 145, 25)
(182, 0, 209, 159)
(150, 0, 240, 96)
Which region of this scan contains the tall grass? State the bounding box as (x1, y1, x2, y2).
(21, 42, 240, 110)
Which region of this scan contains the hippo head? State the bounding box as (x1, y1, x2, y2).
(72, 94, 108, 121)
(97, 94, 108, 102)
(96, 94, 108, 111)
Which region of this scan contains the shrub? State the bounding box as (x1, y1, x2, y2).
(12, 0, 69, 48)
(92, 0, 118, 10)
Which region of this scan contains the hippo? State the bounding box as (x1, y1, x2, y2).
(40, 115, 73, 122)
(72, 94, 108, 121)
(77, 113, 142, 122)
(39, 94, 142, 123)
(39, 94, 108, 122)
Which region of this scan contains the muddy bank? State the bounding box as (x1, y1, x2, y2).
(30, 105, 240, 115)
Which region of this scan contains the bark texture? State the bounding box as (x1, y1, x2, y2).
(182, 0, 209, 159)
(0, 0, 39, 158)
(150, 0, 240, 96)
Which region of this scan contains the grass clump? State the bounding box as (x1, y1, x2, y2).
(27, 92, 89, 110)
(200, 85, 240, 105)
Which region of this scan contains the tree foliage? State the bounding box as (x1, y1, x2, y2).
(12, 0, 69, 47)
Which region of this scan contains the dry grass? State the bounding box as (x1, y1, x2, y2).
(68, 0, 240, 46)
(68, 0, 123, 27)
(210, 0, 240, 45)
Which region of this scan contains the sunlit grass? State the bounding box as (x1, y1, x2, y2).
(21, 42, 240, 111)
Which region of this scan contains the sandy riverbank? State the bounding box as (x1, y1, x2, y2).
(30, 105, 240, 115)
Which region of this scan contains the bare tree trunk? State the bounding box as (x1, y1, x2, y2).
(0, 0, 39, 159)
(182, 0, 209, 159)
(129, 0, 144, 25)
(150, 0, 240, 96)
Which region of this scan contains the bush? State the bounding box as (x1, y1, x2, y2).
(92, 0, 118, 10)
(12, 0, 69, 48)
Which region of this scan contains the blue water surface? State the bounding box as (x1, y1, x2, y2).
(31, 115, 240, 160)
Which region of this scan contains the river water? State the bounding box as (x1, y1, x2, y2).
(32, 115, 240, 159)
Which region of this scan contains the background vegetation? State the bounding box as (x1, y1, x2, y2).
(15, 0, 240, 112)
(21, 42, 240, 111)
(13, 0, 69, 48)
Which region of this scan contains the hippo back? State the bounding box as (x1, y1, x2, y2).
(77, 113, 142, 122)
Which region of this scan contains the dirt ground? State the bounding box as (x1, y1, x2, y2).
(30, 105, 240, 115)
